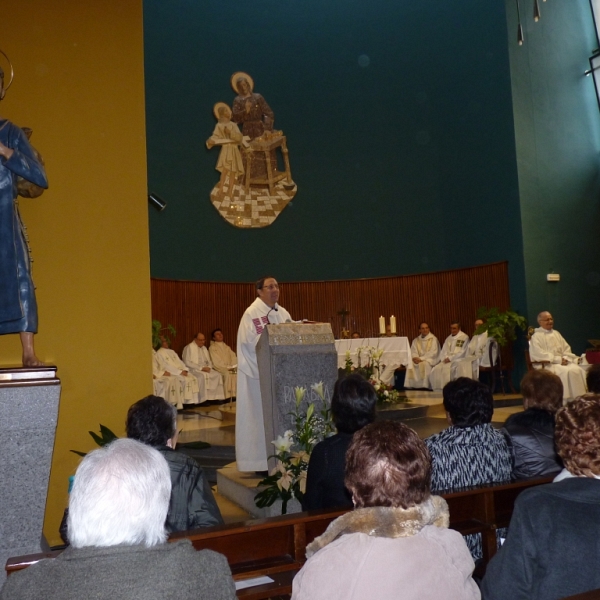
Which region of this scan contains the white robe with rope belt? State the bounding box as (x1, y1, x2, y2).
(405, 333, 441, 389)
(429, 331, 470, 390)
(236, 297, 292, 472)
(182, 342, 225, 402)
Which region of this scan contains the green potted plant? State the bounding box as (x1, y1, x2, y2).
(474, 307, 527, 347)
(152, 319, 176, 349)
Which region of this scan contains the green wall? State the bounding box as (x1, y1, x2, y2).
(144, 0, 528, 317)
(506, 0, 600, 353)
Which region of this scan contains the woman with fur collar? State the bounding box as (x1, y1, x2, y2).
(291, 420, 480, 600)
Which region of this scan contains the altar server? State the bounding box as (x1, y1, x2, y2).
(152, 349, 184, 409)
(156, 339, 199, 405)
(454, 319, 497, 380)
(405, 322, 441, 389)
(183, 333, 225, 403)
(529, 311, 587, 399)
(209, 328, 237, 399)
(429, 322, 469, 391)
(236, 276, 292, 472)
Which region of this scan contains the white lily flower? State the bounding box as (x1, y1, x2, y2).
(272, 430, 294, 453)
(311, 381, 325, 400)
(294, 386, 306, 406)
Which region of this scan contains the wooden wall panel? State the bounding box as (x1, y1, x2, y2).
(151, 262, 512, 366)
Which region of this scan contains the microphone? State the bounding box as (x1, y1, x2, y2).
(266, 304, 279, 323)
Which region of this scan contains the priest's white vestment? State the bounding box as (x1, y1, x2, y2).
(405, 333, 441, 389)
(209, 340, 238, 398)
(429, 331, 470, 390)
(152, 349, 185, 409)
(236, 297, 292, 472)
(156, 347, 200, 404)
(454, 332, 497, 380)
(182, 342, 225, 402)
(529, 327, 587, 399)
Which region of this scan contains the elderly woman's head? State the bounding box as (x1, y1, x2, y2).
(331, 374, 377, 434)
(126, 395, 177, 447)
(520, 370, 563, 413)
(345, 421, 431, 509)
(555, 395, 600, 477)
(443, 377, 493, 427)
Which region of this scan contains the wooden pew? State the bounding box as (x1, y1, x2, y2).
(5, 476, 553, 599)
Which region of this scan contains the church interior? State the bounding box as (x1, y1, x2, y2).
(1, 0, 600, 595)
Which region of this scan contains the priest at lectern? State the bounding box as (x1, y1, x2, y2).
(236, 276, 292, 472)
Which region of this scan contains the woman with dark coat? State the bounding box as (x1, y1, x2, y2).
(302, 374, 377, 511)
(502, 370, 563, 479)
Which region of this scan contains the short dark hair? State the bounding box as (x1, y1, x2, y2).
(451, 321, 460, 327)
(520, 370, 563, 413)
(587, 364, 600, 394)
(555, 395, 600, 477)
(255, 276, 276, 290)
(126, 395, 177, 447)
(331, 374, 377, 434)
(443, 377, 493, 427)
(211, 328, 222, 340)
(345, 421, 431, 509)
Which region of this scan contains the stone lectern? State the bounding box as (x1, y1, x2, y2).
(256, 323, 337, 471)
(0, 366, 60, 586)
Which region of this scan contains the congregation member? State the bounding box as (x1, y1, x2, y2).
(0, 439, 236, 600)
(236, 276, 292, 472)
(303, 374, 377, 511)
(428, 322, 469, 390)
(482, 395, 600, 600)
(404, 322, 440, 389)
(529, 311, 587, 399)
(502, 370, 563, 479)
(126, 395, 223, 532)
(587, 363, 600, 393)
(209, 328, 237, 399)
(155, 337, 199, 405)
(292, 421, 480, 600)
(152, 348, 184, 409)
(183, 332, 225, 404)
(454, 319, 497, 380)
(425, 378, 512, 559)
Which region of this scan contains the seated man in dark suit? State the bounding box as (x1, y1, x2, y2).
(483, 395, 600, 600)
(0, 438, 236, 600)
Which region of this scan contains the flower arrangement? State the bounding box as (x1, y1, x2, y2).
(369, 377, 406, 405)
(255, 382, 334, 514)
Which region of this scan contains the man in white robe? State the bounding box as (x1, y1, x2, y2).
(155, 339, 200, 404)
(152, 349, 185, 409)
(182, 332, 225, 403)
(454, 319, 497, 380)
(236, 276, 292, 472)
(429, 322, 470, 391)
(209, 328, 237, 399)
(405, 322, 440, 389)
(529, 311, 587, 400)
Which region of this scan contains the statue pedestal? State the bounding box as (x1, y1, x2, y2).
(256, 323, 337, 471)
(0, 366, 60, 585)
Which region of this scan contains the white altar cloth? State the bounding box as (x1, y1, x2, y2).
(335, 337, 412, 370)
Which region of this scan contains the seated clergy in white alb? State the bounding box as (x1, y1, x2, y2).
(429, 322, 470, 391)
(209, 328, 237, 399)
(453, 319, 497, 380)
(156, 339, 200, 404)
(152, 349, 185, 409)
(529, 311, 587, 400)
(405, 322, 440, 389)
(183, 333, 225, 403)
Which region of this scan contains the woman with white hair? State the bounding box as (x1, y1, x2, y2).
(0, 439, 236, 600)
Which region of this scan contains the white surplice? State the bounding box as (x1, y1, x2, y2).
(236, 297, 292, 472)
(182, 342, 225, 402)
(529, 327, 587, 399)
(429, 331, 470, 390)
(155, 347, 200, 404)
(453, 332, 497, 380)
(405, 333, 441, 389)
(209, 340, 238, 398)
(152, 349, 185, 409)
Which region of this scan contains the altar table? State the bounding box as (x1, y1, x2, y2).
(335, 337, 412, 370)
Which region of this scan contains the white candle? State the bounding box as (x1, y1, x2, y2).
(379, 316, 386, 335)
(390, 315, 397, 334)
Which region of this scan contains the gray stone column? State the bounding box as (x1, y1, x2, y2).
(0, 366, 60, 584)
